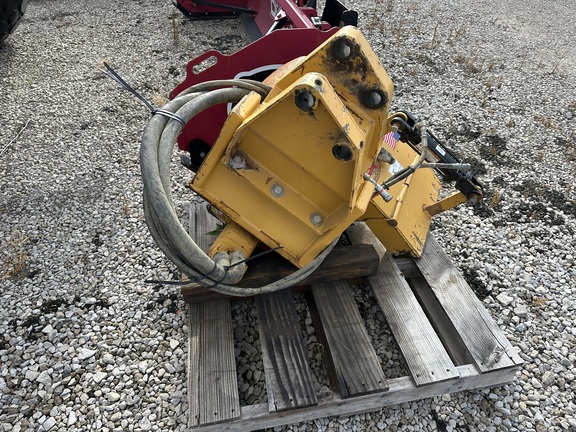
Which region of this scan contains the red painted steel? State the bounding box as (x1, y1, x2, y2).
(171, 0, 354, 157)
(172, 27, 338, 152)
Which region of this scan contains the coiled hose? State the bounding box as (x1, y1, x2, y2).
(140, 80, 338, 296)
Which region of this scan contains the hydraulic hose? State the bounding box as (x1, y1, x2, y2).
(140, 80, 338, 296)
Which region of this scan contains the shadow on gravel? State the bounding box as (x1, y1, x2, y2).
(8, 296, 111, 342)
(462, 268, 490, 300)
(471, 176, 574, 229)
(479, 134, 509, 166)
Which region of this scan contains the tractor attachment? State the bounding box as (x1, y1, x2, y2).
(174, 0, 357, 40)
(138, 19, 483, 295)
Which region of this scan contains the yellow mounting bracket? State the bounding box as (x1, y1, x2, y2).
(193, 26, 394, 267)
(192, 26, 461, 266)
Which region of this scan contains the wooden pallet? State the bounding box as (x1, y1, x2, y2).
(183, 203, 523, 431)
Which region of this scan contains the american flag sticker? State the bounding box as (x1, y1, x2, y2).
(383, 131, 400, 150)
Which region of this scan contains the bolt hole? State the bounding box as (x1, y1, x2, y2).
(192, 55, 218, 74)
(332, 144, 353, 161)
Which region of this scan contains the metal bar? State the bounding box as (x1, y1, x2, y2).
(276, 0, 316, 29)
(184, 0, 255, 15)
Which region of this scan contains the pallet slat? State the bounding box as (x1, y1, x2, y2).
(188, 204, 240, 426)
(185, 207, 522, 431)
(189, 201, 218, 251)
(346, 223, 459, 386)
(414, 236, 524, 372)
(181, 245, 380, 303)
(408, 276, 477, 366)
(255, 291, 318, 412)
(311, 280, 388, 396)
(189, 299, 240, 426)
(193, 364, 519, 432)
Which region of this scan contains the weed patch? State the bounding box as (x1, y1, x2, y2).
(0, 230, 30, 281)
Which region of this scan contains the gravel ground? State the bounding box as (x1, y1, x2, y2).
(1, 0, 575, 431)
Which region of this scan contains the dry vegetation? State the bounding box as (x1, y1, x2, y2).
(0, 230, 29, 281)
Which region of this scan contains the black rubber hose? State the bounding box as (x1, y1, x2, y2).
(140, 80, 337, 296)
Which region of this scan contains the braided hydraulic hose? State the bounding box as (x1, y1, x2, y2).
(140, 80, 338, 296)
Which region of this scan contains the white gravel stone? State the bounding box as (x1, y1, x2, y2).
(541, 371, 555, 386)
(140, 417, 152, 431)
(101, 353, 115, 365)
(35, 370, 51, 386)
(514, 304, 529, 318)
(24, 370, 39, 381)
(107, 392, 121, 402)
(77, 348, 96, 361)
(93, 371, 107, 383)
(496, 293, 514, 306)
(67, 411, 77, 427)
(41, 324, 53, 334)
(41, 417, 56, 431)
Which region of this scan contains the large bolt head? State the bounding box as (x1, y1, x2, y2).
(362, 89, 387, 109)
(310, 212, 324, 226)
(270, 183, 285, 198)
(295, 90, 315, 111)
(333, 40, 352, 60)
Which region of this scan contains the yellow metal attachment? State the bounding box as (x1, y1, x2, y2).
(359, 151, 441, 257)
(192, 26, 471, 266)
(209, 221, 259, 260)
(424, 191, 468, 216)
(193, 26, 394, 267)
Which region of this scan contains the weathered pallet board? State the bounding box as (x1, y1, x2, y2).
(188, 299, 240, 427)
(189, 364, 517, 432)
(180, 244, 380, 303)
(346, 224, 461, 387)
(255, 290, 318, 412)
(412, 236, 525, 371)
(185, 205, 522, 431)
(311, 280, 389, 397)
(188, 202, 240, 427)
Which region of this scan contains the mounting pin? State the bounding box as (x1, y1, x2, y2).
(295, 91, 315, 111)
(362, 89, 386, 109)
(333, 40, 352, 60)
